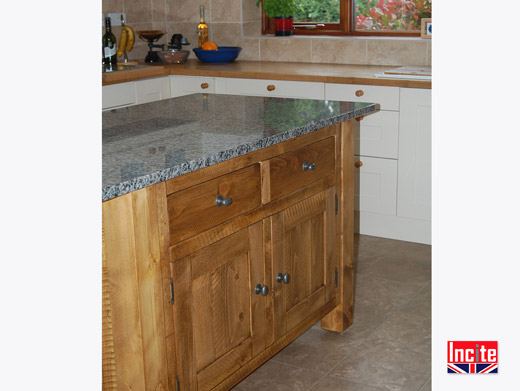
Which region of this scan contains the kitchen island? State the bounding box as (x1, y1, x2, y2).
(102, 93, 377, 391)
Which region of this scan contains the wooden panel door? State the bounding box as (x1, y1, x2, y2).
(270, 187, 338, 340)
(169, 222, 266, 391)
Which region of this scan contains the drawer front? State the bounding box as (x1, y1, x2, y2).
(355, 110, 399, 159)
(102, 82, 136, 109)
(135, 77, 171, 104)
(325, 83, 399, 111)
(354, 156, 397, 215)
(167, 164, 261, 243)
(170, 76, 216, 97)
(220, 78, 324, 100)
(269, 137, 335, 200)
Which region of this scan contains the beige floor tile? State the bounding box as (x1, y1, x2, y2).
(310, 375, 388, 391)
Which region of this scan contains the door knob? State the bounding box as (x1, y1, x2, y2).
(355, 89, 364, 97)
(276, 272, 290, 284)
(302, 161, 316, 171)
(201, 82, 209, 89)
(215, 195, 233, 207)
(254, 284, 269, 296)
(355, 161, 363, 168)
(267, 84, 276, 91)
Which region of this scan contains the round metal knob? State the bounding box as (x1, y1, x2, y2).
(267, 84, 276, 91)
(255, 284, 269, 296)
(355, 161, 363, 168)
(216, 195, 233, 207)
(276, 273, 290, 284)
(302, 161, 316, 171)
(355, 89, 364, 97)
(201, 82, 209, 89)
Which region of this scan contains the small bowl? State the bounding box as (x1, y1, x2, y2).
(158, 49, 190, 64)
(136, 30, 165, 41)
(192, 46, 242, 63)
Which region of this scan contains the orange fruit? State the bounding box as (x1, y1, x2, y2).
(202, 41, 218, 50)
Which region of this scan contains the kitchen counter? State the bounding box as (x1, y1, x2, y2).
(102, 93, 376, 201)
(102, 59, 431, 89)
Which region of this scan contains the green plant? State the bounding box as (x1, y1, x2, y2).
(256, 0, 298, 18)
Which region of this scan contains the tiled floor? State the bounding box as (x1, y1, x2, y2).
(233, 234, 432, 391)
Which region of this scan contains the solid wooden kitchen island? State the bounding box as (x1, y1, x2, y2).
(102, 93, 377, 390)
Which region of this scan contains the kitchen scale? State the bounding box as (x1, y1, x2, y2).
(137, 30, 165, 63)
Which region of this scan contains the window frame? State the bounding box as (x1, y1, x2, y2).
(260, 0, 423, 37)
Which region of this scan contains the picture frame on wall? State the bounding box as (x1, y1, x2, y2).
(421, 18, 432, 39)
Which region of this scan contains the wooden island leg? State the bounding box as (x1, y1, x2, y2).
(320, 119, 355, 333)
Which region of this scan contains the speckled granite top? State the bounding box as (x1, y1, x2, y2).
(102, 93, 377, 201)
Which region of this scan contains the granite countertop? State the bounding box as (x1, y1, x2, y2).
(102, 93, 377, 201)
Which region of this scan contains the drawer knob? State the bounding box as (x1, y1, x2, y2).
(216, 195, 233, 207)
(355, 116, 364, 121)
(355, 161, 363, 168)
(302, 161, 316, 171)
(355, 89, 364, 97)
(201, 82, 209, 89)
(276, 272, 291, 284)
(255, 284, 269, 296)
(267, 84, 276, 91)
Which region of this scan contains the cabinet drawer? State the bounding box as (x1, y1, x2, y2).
(170, 75, 216, 97)
(135, 77, 171, 104)
(102, 81, 136, 109)
(354, 156, 397, 215)
(219, 77, 324, 100)
(269, 137, 335, 200)
(355, 110, 399, 159)
(325, 83, 399, 111)
(167, 164, 261, 243)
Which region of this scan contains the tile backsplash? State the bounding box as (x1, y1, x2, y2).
(103, 0, 431, 66)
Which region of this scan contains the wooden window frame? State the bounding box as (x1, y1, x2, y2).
(261, 0, 422, 37)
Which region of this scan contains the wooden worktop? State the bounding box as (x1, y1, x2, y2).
(102, 59, 431, 89)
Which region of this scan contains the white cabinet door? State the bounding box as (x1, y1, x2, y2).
(170, 75, 216, 97)
(135, 77, 171, 104)
(354, 156, 398, 215)
(355, 110, 399, 159)
(325, 83, 400, 111)
(218, 77, 325, 100)
(102, 82, 136, 109)
(397, 88, 432, 220)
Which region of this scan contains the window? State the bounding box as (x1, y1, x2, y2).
(261, 0, 432, 36)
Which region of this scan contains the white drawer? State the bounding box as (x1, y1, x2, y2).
(170, 76, 216, 97)
(325, 83, 399, 111)
(355, 111, 399, 159)
(354, 156, 397, 215)
(219, 77, 324, 100)
(135, 77, 171, 104)
(102, 82, 136, 109)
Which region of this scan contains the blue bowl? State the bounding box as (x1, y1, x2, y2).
(192, 46, 242, 63)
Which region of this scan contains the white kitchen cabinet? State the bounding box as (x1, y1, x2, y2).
(325, 83, 400, 111)
(354, 155, 397, 215)
(102, 81, 136, 109)
(355, 110, 399, 159)
(170, 75, 216, 97)
(135, 77, 170, 104)
(217, 77, 325, 99)
(397, 88, 432, 221)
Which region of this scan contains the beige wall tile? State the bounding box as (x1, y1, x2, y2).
(124, 0, 153, 24)
(152, 0, 167, 24)
(260, 38, 311, 62)
(211, 0, 241, 22)
(166, 0, 210, 23)
(367, 39, 428, 66)
(311, 38, 367, 65)
(103, 0, 123, 14)
(426, 41, 431, 66)
(212, 23, 260, 61)
(243, 21, 261, 37)
(242, 0, 261, 22)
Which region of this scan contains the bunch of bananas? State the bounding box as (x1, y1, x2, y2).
(117, 23, 135, 57)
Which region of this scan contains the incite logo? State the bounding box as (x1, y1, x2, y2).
(447, 341, 498, 374)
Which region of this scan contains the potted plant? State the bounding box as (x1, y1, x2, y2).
(256, 0, 298, 36)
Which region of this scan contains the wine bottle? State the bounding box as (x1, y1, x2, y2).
(103, 16, 117, 66)
(197, 6, 208, 47)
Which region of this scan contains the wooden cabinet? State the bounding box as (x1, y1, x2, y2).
(102, 121, 357, 391)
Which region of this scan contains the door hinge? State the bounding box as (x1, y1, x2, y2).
(176, 376, 180, 391)
(334, 268, 338, 287)
(335, 194, 338, 215)
(170, 278, 175, 305)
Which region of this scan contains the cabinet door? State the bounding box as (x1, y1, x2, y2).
(135, 77, 171, 104)
(270, 187, 337, 340)
(218, 77, 325, 100)
(102, 81, 136, 109)
(170, 75, 216, 97)
(397, 88, 432, 220)
(170, 222, 266, 391)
